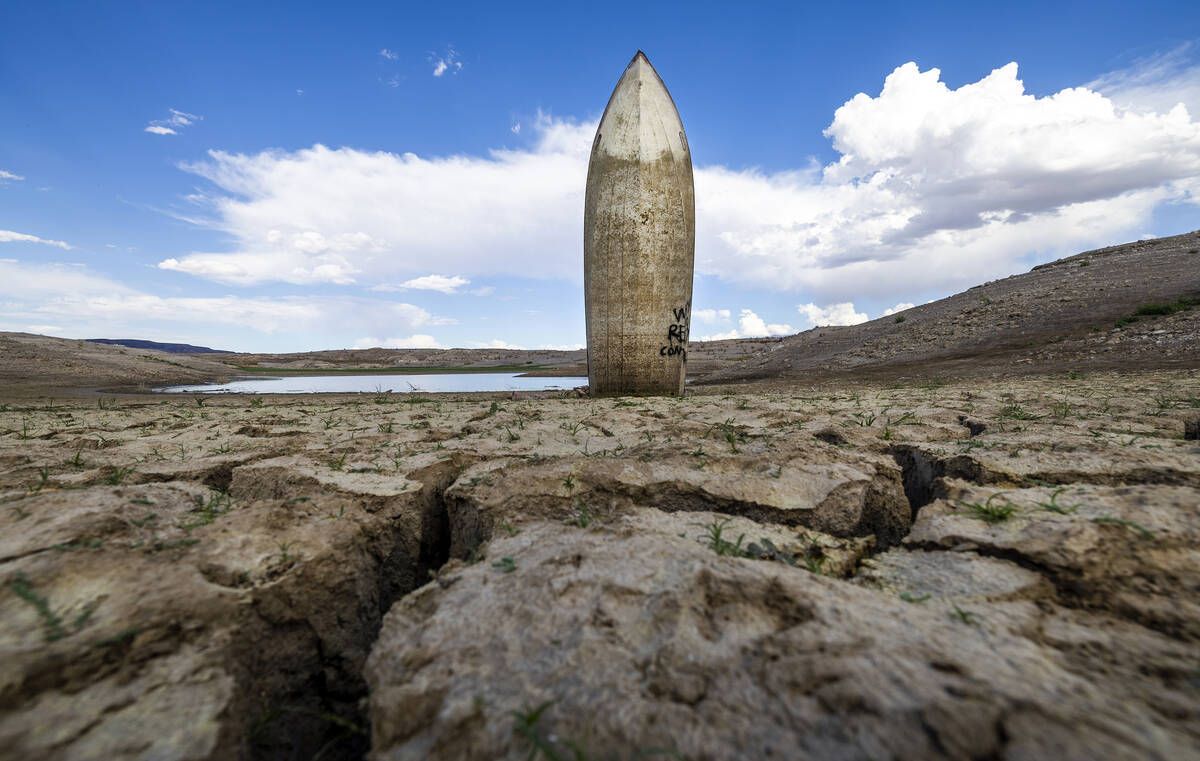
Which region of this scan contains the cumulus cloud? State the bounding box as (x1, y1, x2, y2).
(700, 309, 793, 341)
(0, 169, 23, 182)
(0, 229, 71, 249)
(823, 62, 1200, 244)
(145, 108, 201, 136)
(380, 48, 399, 61)
(882, 302, 914, 316)
(373, 274, 469, 294)
(352, 334, 441, 349)
(797, 302, 868, 328)
(160, 59, 1200, 307)
(162, 114, 592, 285)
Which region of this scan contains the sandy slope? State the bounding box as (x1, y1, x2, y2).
(701, 229, 1200, 385)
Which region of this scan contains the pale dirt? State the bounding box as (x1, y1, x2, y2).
(2, 371, 1198, 759)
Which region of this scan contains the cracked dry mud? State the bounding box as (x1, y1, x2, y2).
(2, 370, 1199, 760)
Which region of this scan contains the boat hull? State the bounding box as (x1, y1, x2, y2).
(584, 52, 695, 396)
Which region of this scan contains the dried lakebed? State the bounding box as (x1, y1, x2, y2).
(1, 371, 1198, 760)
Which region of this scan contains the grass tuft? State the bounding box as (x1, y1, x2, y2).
(696, 518, 746, 557)
(955, 493, 1017, 523)
(1036, 488, 1079, 515)
(950, 604, 980, 626)
(1092, 515, 1156, 540)
(9, 571, 67, 641)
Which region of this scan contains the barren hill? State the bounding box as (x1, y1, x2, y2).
(208, 338, 784, 378)
(87, 338, 233, 354)
(4, 230, 1198, 396)
(0, 333, 234, 395)
(701, 229, 1200, 385)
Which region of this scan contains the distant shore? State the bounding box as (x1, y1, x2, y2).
(230, 364, 589, 377)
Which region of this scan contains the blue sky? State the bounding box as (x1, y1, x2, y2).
(2, 1, 1199, 352)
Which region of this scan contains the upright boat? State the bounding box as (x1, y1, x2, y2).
(584, 51, 695, 396)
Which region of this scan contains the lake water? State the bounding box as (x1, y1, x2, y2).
(156, 373, 584, 395)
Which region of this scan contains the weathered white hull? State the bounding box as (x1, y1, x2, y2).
(584, 51, 695, 396)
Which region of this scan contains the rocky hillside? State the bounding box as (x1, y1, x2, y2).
(87, 338, 233, 354)
(0, 333, 234, 395)
(209, 337, 785, 378)
(702, 229, 1200, 385)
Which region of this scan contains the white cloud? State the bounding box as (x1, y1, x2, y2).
(431, 47, 461, 77)
(882, 302, 914, 316)
(0, 230, 71, 249)
(511, 123, 521, 134)
(0, 259, 448, 341)
(373, 274, 469, 294)
(163, 114, 592, 285)
(27, 325, 62, 334)
(693, 308, 732, 323)
(469, 286, 495, 297)
(352, 334, 441, 349)
(708, 59, 1200, 300)
(536, 343, 585, 351)
(146, 108, 201, 136)
(1087, 43, 1200, 116)
(700, 308, 793, 340)
(159, 60, 1200, 308)
(158, 228, 383, 284)
(797, 302, 868, 328)
(380, 48, 399, 61)
(473, 339, 524, 350)
(0, 170, 23, 182)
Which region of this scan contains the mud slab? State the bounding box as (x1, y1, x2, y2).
(1, 370, 1198, 759)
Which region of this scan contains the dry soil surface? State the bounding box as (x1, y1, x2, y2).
(2, 370, 1198, 760)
